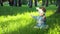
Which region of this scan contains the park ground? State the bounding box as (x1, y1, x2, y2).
(0, 4, 60, 34)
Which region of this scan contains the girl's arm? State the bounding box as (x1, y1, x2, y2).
(32, 16, 37, 19)
(36, 7, 40, 11)
(31, 14, 37, 19)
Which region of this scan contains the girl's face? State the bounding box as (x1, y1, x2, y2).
(38, 9, 44, 16)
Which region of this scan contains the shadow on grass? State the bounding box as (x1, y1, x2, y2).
(47, 13, 60, 29)
(0, 5, 57, 16)
(0, 6, 36, 16)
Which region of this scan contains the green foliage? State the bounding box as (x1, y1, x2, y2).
(38, 0, 41, 1)
(22, 0, 28, 5)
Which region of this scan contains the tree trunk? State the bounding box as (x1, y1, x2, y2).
(56, 5, 60, 13)
(46, 0, 48, 7)
(19, 0, 22, 7)
(14, 0, 17, 6)
(9, 0, 14, 6)
(56, 0, 60, 13)
(42, 0, 45, 6)
(8, 0, 11, 6)
(50, 0, 53, 4)
(0, 0, 3, 6)
(34, 0, 37, 7)
(54, 0, 56, 4)
(29, 0, 33, 8)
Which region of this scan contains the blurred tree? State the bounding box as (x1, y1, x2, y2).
(42, 0, 45, 6)
(0, 0, 3, 6)
(54, 0, 56, 4)
(46, 0, 48, 7)
(14, 0, 17, 6)
(53, 0, 57, 6)
(29, 0, 33, 8)
(50, 0, 53, 4)
(56, 0, 60, 13)
(8, 0, 14, 6)
(38, 0, 41, 2)
(34, 0, 37, 7)
(55, 0, 57, 6)
(18, 0, 22, 7)
(22, 0, 28, 5)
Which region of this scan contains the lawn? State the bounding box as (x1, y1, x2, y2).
(0, 5, 60, 34)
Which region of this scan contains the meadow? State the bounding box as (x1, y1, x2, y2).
(0, 5, 60, 34)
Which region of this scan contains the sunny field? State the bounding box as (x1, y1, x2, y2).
(0, 5, 60, 34)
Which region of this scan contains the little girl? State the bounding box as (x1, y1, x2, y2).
(31, 6, 48, 29)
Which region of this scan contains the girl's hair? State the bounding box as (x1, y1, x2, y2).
(39, 7, 46, 12)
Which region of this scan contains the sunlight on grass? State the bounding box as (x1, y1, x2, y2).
(0, 5, 60, 34)
(0, 11, 56, 34)
(46, 10, 56, 17)
(0, 12, 35, 33)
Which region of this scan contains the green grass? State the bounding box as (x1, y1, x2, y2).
(0, 5, 60, 34)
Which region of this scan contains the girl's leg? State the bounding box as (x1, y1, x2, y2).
(34, 23, 41, 28)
